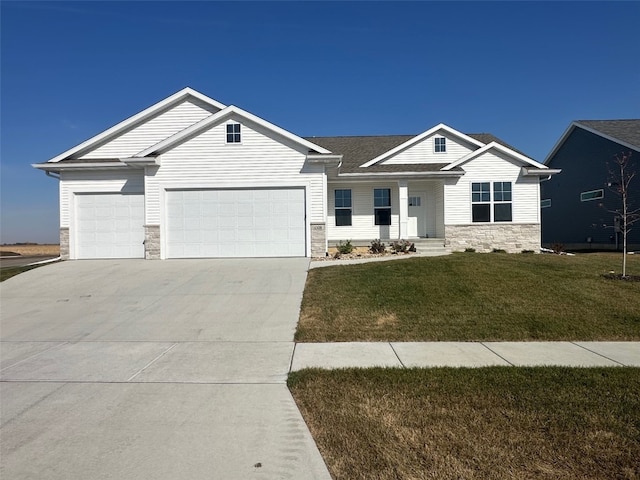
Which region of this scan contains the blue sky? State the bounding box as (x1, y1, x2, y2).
(1, 1, 639, 244)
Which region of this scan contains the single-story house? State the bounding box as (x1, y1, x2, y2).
(34, 87, 559, 259)
(541, 120, 640, 250)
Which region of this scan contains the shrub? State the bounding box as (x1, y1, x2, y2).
(464, 247, 476, 253)
(551, 243, 565, 254)
(391, 240, 413, 254)
(336, 240, 353, 255)
(369, 239, 386, 254)
(492, 248, 507, 253)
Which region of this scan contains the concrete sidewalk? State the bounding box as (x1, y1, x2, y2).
(290, 341, 640, 370)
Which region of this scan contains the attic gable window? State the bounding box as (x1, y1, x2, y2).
(434, 137, 446, 153)
(226, 123, 241, 143)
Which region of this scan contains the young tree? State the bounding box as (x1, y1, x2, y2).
(606, 151, 640, 277)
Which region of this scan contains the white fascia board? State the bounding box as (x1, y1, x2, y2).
(521, 167, 562, 176)
(442, 142, 547, 171)
(45, 87, 226, 163)
(338, 171, 465, 179)
(120, 157, 160, 168)
(135, 105, 333, 157)
(32, 161, 128, 172)
(359, 123, 485, 168)
(306, 154, 343, 166)
(543, 122, 576, 165)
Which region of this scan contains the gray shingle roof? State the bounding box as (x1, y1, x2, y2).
(576, 120, 640, 149)
(305, 133, 528, 173)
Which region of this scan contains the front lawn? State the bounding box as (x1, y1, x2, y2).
(289, 367, 640, 480)
(296, 253, 640, 341)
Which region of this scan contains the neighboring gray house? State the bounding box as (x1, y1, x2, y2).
(542, 120, 640, 250)
(33, 87, 558, 259)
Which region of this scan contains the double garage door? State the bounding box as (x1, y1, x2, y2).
(75, 189, 306, 259)
(166, 188, 306, 258)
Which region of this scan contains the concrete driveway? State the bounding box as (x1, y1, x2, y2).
(1, 259, 331, 480)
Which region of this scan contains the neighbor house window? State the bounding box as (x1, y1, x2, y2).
(541, 199, 551, 208)
(334, 189, 352, 226)
(434, 137, 446, 153)
(471, 182, 491, 222)
(226, 123, 241, 143)
(408, 196, 421, 207)
(493, 181, 512, 222)
(580, 189, 604, 202)
(374, 188, 391, 225)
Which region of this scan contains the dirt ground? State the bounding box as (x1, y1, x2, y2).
(0, 245, 60, 256)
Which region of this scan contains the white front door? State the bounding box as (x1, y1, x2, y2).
(408, 192, 426, 237)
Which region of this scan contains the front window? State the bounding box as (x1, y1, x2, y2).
(334, 189, 352, 226)
(471, 182, 512, 222)
(374, 188, 391, 225)
(226, 123, 241, 143)
(493, 181, 512, 222)
(471, 182, 490, 222)
(434, 137, 446, 153)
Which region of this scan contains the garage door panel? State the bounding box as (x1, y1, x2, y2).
(75, 193, 144, 259)
(166, 188, 306, 258)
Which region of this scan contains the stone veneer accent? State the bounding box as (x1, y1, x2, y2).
(310, 222, 326, 257)
(445, 223, 541, 253)
(144, 225, 161, 260)
(59, 227, 70, 260)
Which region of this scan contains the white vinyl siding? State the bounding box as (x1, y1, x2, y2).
(79, 99, 220, 159)
(381, 133, 476, 165)
(444, 150, 540, 225)
(145, 119, 324, 228)
(59, 170, 144, 227)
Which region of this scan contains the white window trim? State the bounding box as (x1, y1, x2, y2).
(373, 187, 392, 226)
(334, 189, 352, 227)
(471, 181, 513, 223)
(434, 136, 446, 153)
(541, 198, 551, 208)
(580, 189, 604, 202)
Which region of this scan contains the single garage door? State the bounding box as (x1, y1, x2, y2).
(166, 188, 306, 258)
(75, 193, 145, 259)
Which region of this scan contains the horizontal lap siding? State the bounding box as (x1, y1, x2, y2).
(327, 182, 400, 240)
(382, 133, 475, 165)
(444, 151, 540, 225)
(79, 99, 219, 159)
(145, 121, 324, 225)
(60, 170, 144, 227)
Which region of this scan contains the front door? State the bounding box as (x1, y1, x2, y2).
(408, 192, 426, 237)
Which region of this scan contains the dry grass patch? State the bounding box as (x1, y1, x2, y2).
(297, 253, 640, 342)
(289, 367, 640, 480)
(0, 244, 59, 256)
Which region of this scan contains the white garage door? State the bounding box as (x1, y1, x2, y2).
(166, 188, 306, 258)
(75, 193, 145, 259)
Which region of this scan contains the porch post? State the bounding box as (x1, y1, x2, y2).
(398, 180, 408, 239)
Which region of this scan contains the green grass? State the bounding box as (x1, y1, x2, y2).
(297, 253, 640, 341)
(289, 367, 640, 480)
(0, 264, 44, 282)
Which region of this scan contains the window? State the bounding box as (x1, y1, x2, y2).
(434, 137, 446, 153)
(471, 182, 512, 222)
(493, 181, 512, 222)
(408, 196, 421, 207)
(580, 189, 604, 202)
(374, 188, 391, 225)
(226, 123, 241, 143)
(471, 182, 490, 222)
(334, 189, 352, 226)
(541, 199, 551, 208)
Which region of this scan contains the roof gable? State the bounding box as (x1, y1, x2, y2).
(442, 142, 547, 171)
(545, 119, 640, 164)
(359, 124, 484, 167)
(46, 87, 227, 163)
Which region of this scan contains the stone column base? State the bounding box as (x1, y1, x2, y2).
(310, 222, 326, 257)
(59, 227, 70, 260)
(144, 225, 161, 260)
(445, 224, 541, 253)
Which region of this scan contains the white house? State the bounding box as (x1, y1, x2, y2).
(33, 87, 559, 259)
